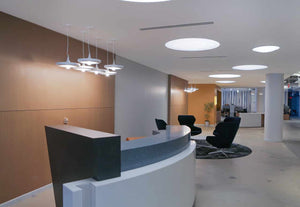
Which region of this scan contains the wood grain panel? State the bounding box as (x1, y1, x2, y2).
(168, 75, 188, 125)
(0, 12, 115, 203)
(0, 108, 114, 203)
(188, 84, 217, 125)
(0, 12, 114, 111)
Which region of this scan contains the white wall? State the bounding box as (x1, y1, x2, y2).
(257, 87, 265, 112)
(250, 88, 257, 112)
(115, 56, 168, 140)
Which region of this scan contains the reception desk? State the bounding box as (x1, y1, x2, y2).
(238, 113, 264, 127)
(45, 125, 195, 207)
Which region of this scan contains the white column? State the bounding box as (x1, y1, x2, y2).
(264, 73, 284, 142)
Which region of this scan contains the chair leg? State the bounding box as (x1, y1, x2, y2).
(198, 145, 217, 150)
(194, 140, 217, 150)
(208, 149, 234, 158)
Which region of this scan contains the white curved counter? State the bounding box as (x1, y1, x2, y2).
(63, 141, 196, 207)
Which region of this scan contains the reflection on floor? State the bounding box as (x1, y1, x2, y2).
(6, 120, 300, 207)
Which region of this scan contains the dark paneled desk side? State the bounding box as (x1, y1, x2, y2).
(45, 125, 120, 207)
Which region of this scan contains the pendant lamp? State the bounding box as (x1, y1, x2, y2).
(104, 40, 124, 71)
(56, 25, 79, 69)
(77, 28, 101, 65)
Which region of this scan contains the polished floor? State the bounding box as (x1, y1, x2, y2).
(194, 120, 300, 207)
(7, 120, 300, 207)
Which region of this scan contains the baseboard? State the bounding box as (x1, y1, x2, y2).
(0, 183, 53, 207)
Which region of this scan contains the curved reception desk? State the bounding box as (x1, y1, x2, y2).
(45, 125, 196, 207)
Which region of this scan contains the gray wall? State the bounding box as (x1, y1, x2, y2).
(115, 56, 168, 140)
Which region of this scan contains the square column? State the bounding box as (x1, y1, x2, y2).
(264, 73, 284, 142)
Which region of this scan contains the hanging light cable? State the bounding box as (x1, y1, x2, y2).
(104, 40, 124, 71)
(56, 24, 79, 69)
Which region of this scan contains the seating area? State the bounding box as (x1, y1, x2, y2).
(155, 116, 242, 158)
(155, 115, 202, 136)
(205, 117, 241, 157)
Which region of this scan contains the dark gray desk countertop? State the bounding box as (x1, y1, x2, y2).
(121, 125, 191, 171)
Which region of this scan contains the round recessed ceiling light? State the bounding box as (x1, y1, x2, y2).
(122, 0, 170, 2)
(232, 65, 268, 70)
(261, 81, 266, 83)
(165, 38, 220, 51)
(216, 80, 236, 84)
(252, 46, 280, 53)
(209, 74, 241, 78)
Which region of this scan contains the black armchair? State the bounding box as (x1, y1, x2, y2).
(223, 116, 241, 125)
(205, 117, 241, 157)
(178, 115, 202, 136)
(155, 119, 167, 130)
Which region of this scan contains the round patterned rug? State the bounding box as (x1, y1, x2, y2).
(195, 139, 252, 159)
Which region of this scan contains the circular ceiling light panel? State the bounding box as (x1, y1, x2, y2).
(261, 81, 266, 83)
(216, 80, 236, 84)
(122, 0, 170, 2)
(165, 38, 220, 51)
(252, 46, 280, 53)
(232, 65, 268, 70)
(209, 74, 241, 78)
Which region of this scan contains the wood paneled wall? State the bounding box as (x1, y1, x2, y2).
(0, 12, 114, 203)
(188, 84, 219, 125)
(168, 75, 188, 125)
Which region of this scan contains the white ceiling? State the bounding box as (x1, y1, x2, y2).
(1, 0, 300, 87)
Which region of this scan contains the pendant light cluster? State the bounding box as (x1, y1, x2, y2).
(56, 26, 124, 77)
(184, 85, 199, 93)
